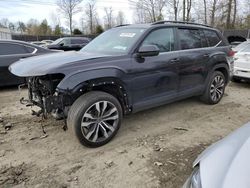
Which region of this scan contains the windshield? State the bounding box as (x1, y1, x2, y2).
(81, 28, 146, 55)
(51, 38, 63, 45)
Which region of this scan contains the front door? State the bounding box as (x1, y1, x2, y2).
(130, 27, 180, 112)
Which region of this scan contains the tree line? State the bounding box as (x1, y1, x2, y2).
(132, 0, 250, 29)
(0, 0, 249, 36)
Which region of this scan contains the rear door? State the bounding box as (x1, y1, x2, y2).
(0, 42, 36, 86)
(177, 27, 209, 94)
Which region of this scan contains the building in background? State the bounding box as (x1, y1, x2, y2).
(0, 27, 11, 39)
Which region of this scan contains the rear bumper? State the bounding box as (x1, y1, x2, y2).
(233, 67, 250, 79)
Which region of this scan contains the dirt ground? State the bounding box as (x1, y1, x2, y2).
(0, 82, 250, 188)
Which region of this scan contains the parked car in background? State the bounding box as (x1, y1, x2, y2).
(10, 21, 233, 147)
(0, 40, 55, 87)
(46, 37, 91, 51)
(41, 40, 53, 44)
(230, 41, 243, 48)
(30, 41, 47, 48)
(232, 41, 250, 82)
(232, 40, 250, 52)
(183, 122, 250, 188)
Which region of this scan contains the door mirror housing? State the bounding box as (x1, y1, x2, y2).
(138, 45, 160, 57)
(59, 43, 64, 47)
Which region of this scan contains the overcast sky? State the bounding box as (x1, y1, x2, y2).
(0, 0, 134, 28)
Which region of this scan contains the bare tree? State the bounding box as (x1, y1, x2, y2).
(173, 0, 180, 21)
(232, 0, 237, 28)
(57, 0, 83, 34)
(116, 11, 126, 25)
(50, 12, 61, 29)
(182, 0, 186, 21)
(85, 0, 96, 34)
(210, 0, 218, 26)
(0, 18, 9, 28)
(167, 0, 179, 21)
(16, 21, 26, 34)
(186, 0, 192, 21)
(131, 0, 166, 23)
(133, 1, 151, 23)
(104, 7, 114, 29)
(203, 0, 207, 24)
(226, 0, 233, 28)
(182, 0, 192, 21)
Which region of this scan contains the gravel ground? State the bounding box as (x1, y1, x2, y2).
(0, 82, 250, 188)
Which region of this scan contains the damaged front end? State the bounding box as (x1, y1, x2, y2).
(23, 74, 72, 123)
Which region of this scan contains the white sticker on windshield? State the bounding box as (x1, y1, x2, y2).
(113, 46, 127, 50)
(120, 33, 136, 38)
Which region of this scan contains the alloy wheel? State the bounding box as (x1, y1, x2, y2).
(81, 101, 119, 143)
(210, 75, 225, 102)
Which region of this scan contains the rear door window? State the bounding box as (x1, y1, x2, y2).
(0, 43, 30, 55)
(178, 28, 202, 50)
(203, 29, 221, 47)
(141, 28, 175, 53)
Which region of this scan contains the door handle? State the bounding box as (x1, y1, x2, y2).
(170, 58, 180, 63)
(203, 54, 210, 58)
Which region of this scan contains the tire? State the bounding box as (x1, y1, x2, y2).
(231, 76, 241, 83)
(67, 91, 123, 148)
(201, 71, 226, 105)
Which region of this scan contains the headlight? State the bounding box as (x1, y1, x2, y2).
(183, 166, 202, 188)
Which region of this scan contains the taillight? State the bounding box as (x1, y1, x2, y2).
(228, 50, 235, 57)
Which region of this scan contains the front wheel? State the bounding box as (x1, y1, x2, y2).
(67, 91, 123, 147)
(201, 71, 226, 104)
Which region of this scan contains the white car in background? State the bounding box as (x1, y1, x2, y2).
(183, 122, 250, 188)
(232, 41, 250, 82)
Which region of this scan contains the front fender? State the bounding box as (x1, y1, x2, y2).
(57, 68, 126, 91)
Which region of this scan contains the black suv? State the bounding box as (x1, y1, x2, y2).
(47, 37, 91, 51)
(9, 21, 234, 147)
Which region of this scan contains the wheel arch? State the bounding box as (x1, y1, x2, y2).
(212, 63, 230, 84)
(59, 76, 132, 115)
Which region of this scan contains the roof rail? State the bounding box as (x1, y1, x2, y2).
(151, 20, 212, 28)
(115, 24, 131, 27)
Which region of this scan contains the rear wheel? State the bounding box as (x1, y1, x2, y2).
(201, 71, 226, 104)
(67, 91, 123, 147)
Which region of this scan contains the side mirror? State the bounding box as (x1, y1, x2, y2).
(138, 45, 160, 57)
(60, 43, 64, 46)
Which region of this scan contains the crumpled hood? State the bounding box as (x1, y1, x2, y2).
(193, 122, 250, 188)
(9, 51, 109, 77)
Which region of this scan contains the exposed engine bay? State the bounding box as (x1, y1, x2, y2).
(23, 74, 72, 121)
